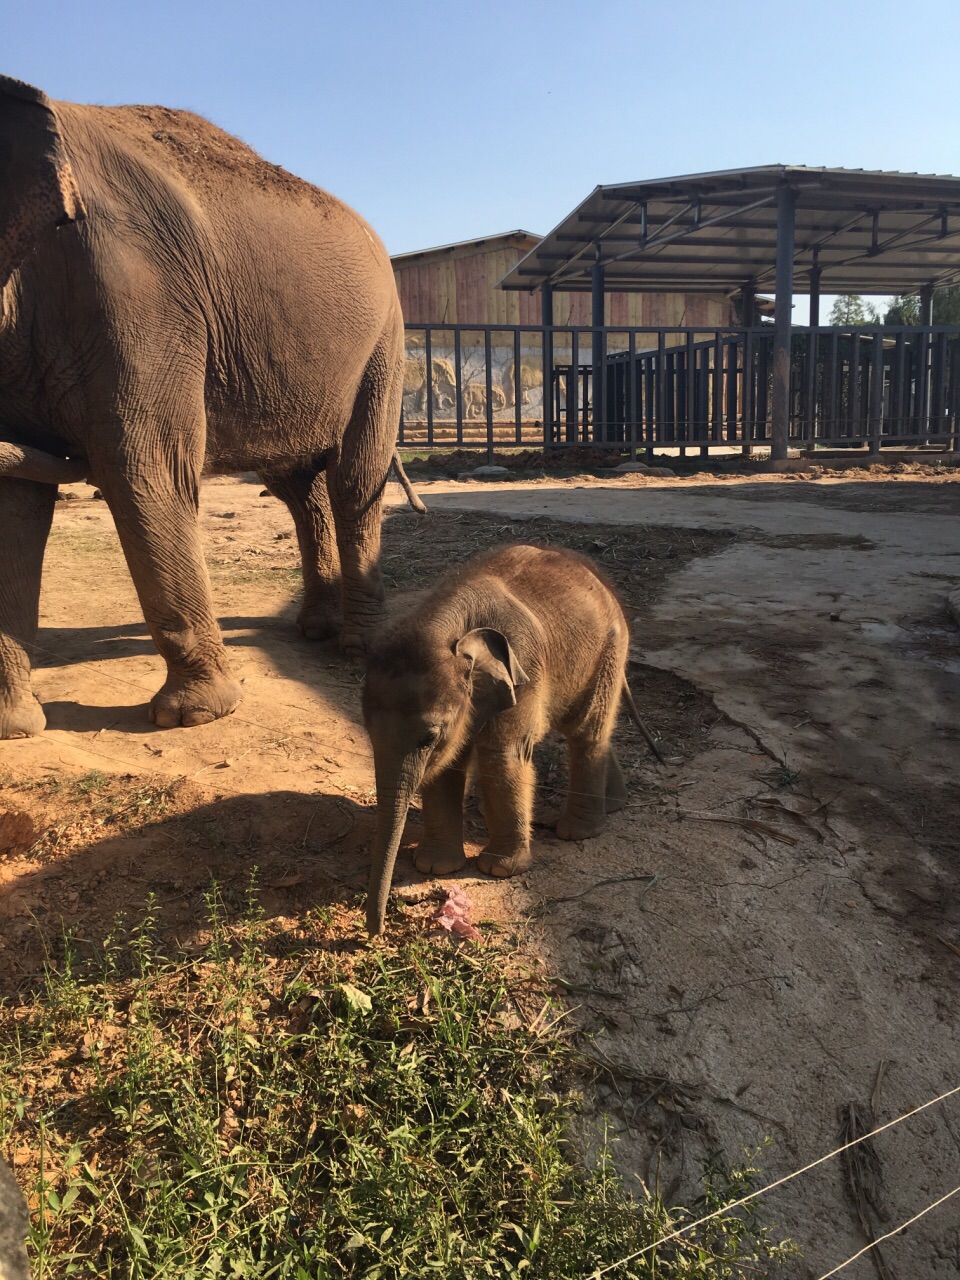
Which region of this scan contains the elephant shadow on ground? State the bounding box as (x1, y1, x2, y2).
(0, 786, 439, 994)
(35, 606, 364, 735)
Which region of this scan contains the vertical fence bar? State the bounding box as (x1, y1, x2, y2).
(513, 328, 522, 444)
(725, 336, 738, 443)
(931, 330, 948, 442)
(742, 330, 754, 454)
(484, 328, 494, 463)
(803, 326, 818, 448)
(891, 331, 906, 438)
(684, 331, 695, 456)
(453, 328, 463, 447)
(712, 331, 723, 445)
(657, 330, 667, 450)
(424, 327, 435, 448)
(849, 332, 861, 442)
(869, 329, 884, 454)
(627, 329, 638, 459)
(569, 329, 579, 443)
(825, 330, 839, 443)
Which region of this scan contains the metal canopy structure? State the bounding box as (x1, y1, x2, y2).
(498, 165, 960, 459)
(498, 165, 960, 298)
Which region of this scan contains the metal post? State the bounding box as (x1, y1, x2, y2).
(920, 283, 934, 326)
(771, 183, 797, 461)
(591, 251, 605, 442)
(541, 283, 554, 447)
(740, 282, 756, 327)
(808, 256, 821, 328)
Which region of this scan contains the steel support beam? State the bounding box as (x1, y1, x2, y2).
(771, 184, 797, 461)
(740, 281, 756, 326)
(919, 283, 934, 325)
(808, 254, 821, 327)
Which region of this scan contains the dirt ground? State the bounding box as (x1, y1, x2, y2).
(1, 464, 959, 1277)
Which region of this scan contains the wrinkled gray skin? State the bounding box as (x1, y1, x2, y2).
(0, 1159, 29, 1280)
(0, 75, 411, 738)
(363, 545, 638, 935)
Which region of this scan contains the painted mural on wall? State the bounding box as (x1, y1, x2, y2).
(403, 340, 547, 426)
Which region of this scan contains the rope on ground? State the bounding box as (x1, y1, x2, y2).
(583, 1083, 960, 1278)
(814, 1183, 960, 1279)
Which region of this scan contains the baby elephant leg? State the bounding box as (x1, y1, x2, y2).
(475, 738, 535, 877)
(414, 767, 468, 876)
(557, 649, 626, 839)
(606, 746, 628, 813)
(556, 734, 611, 840)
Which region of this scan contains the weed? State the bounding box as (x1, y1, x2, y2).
(1, 892, 796, 1278)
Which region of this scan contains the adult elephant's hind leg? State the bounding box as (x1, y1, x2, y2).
(97, 439, 242, 728)
(329, 322, 404, 657)
(0, 479, 56, 738)
(260, 465, 341, 640)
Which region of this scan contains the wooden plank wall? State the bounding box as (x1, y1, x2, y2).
(394, 244, 734, 327)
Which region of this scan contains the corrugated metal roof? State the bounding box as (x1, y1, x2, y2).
(392, 229, 541, 265)
(498, 166, 960, 295)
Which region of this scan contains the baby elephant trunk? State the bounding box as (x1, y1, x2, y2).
(366, 754, 426, 936)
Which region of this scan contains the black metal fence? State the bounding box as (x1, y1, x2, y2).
(398, 323, 960, 456)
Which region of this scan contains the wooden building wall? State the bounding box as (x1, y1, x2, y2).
(393, 239, 734, 328)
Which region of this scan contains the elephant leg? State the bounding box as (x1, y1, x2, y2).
(0, 479, 56, 739)
(328, 328, 403, 658)
(556, 735, 610, 840)
(606, 746, 628, 813)
(414, 767, 468, 875)
(260, 466, 341, 640)
(475, 736, 535, 878)
(98, 450, 241, 728)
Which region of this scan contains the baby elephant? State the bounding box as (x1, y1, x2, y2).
(362, 545, 661, 935)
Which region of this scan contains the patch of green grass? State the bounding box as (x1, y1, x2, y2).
(1, 889, 795, 1278)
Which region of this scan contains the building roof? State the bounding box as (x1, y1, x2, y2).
(498, 166, 960, 295)
(392, 230, 541, 266)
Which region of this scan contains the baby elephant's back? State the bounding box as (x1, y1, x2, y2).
(485, 543, 628, 682)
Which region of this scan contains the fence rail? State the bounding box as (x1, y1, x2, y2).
(398, 323, 960, 457)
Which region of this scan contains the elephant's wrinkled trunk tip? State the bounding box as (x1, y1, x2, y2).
(366, 762, 422, 937)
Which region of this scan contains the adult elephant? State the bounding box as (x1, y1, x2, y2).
(0, 76, 419, 738)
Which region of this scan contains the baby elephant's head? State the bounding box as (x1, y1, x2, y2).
(362, 626, 528, 935)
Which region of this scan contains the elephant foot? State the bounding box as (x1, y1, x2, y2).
(149, 671, 242, 728)
(556, 812, 607, 841)
(339, 622, 383, 661)
(605, 793, 627, 815)
(476, 847, 532, 878)
(0, 693, 46, 739)
(414, 843, 467, 876)
(296, 603, 341, 643)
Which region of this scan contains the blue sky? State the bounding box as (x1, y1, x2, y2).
(8, 0, 960, 313)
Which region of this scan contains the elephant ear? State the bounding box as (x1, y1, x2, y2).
(0, 76, 85, 291)
(455, 628, 529, 725)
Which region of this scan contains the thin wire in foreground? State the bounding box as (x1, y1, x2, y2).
(585, 1082, 960, 1278)
(815, 1183, 960, 1279)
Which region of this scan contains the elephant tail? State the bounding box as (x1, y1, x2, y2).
(390, 449, 427, 515)
(621, 674, 664, 764)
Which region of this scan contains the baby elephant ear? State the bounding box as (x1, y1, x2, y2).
(455, 628, 529, 719)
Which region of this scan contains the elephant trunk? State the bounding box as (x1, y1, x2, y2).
(0, 442, 87, 485)
(366, 754, 425, 937)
